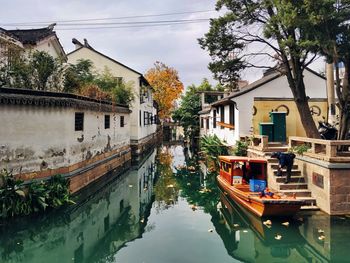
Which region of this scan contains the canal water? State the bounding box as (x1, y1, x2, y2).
(1, 145, 350, 263)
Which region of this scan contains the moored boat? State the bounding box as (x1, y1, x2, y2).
(217, 156, 304, 217)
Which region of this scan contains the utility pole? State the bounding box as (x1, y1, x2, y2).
(326, 62, 336, 125)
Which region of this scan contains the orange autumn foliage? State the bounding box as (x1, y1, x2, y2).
(78, 84, 111, 101)
(145, 62, 184, 119)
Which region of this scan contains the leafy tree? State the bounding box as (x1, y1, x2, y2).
(145, 62, 184, 119)
(200, 0, 328, 138)
(31, 51, 62, 91)
(111, 80, 135, 106)
(0, 50, 63, 91)
(304, 0, 350, 139)
(198, 19, 245, 91)
(172, 85, 201, 146)
(173, 79, 222, 146)
(63, 59, 95, 93)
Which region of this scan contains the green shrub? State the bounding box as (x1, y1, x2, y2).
(233, 140, 249, 156)
(289, 144, 310, 156)
(0, 170, 74, 219)
(200, 135, 229, 170)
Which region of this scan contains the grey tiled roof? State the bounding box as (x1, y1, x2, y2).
(7, 26, 55, 45)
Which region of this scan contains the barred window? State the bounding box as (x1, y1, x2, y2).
(75, 112, 84, 131)
(105, 115, 110, 129)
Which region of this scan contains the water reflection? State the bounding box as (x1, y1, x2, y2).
(0, 148, 157, 263)
(153, 146, 179, 211)
(1, 145, 350, 263)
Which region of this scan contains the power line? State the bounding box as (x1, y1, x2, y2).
(56, 18, 210, 27)
(1, 10, 215, 27)
(55, 20, 210, 31)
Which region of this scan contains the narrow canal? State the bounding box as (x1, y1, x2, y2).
(1, 145, 350, 263)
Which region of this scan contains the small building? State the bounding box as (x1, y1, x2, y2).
(5, 24, 67, 61)
(67, 39, 159, 158)
(200, 68, 328, 145)
(0, 87, 131, 193)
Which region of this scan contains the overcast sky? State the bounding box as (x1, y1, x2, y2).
(1, 0, 324, 88)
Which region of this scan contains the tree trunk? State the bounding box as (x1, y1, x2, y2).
(337, 59, 350, 140)
(294, 98, 320, 138)
(282, 59, 321, 139)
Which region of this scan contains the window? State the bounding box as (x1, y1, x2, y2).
(75, 112, 84, 131)
(220, 106, 225, 129)
(213, 110, 217, 128)
(229, 104, 235, 129)
(200, 117, 204, 128)
(120, 116, 125, 127)
(206, 118, 209, 129)
(139, 110, 142, 126)
(144, 111, 147, 125)
(104, 115, 110, 129)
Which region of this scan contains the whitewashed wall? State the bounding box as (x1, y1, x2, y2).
(0, 104, 130, 174)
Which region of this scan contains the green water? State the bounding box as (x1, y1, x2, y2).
(1, 145, 350, 263)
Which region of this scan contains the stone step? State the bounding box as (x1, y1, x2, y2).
(267, 142, 286, 147)
(300, 205, 320, 211)
(276, 176, 305, 183)
(264, 146, 289, 152)
(296, 197, 318, 207)
(273, 170, 301, 176)
(270, 164, 298, 170)
(278, 183, 308, 190)
(279, 189, 312, 197)
(266, 158, 279, 163)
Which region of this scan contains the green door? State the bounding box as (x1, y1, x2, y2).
(259, 122, 274, 142)
(270, 112, 286, 142)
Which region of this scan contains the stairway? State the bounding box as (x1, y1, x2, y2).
(249, 142, 319, 211)
(267, 157, 318, 210)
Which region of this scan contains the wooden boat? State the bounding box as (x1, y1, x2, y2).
(217, 156, 304, 217)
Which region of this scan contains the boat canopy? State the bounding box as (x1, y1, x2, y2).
(219, 156, 267, 164)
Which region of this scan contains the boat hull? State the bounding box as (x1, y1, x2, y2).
(217, 176, 302, 217)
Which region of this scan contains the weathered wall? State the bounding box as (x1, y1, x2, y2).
(296, 156, 350, 215)
(0, 102, 130, 180)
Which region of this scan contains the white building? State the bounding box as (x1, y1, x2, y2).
(200, 68, 328, 145)
(67, 39, 158, 157)
(5, 24, 67, 61)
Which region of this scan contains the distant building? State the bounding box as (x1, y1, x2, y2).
(67, 39, 159, 158)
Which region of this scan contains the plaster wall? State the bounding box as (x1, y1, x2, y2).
(253, 99, 328, 138)
(29, 37, 62, 59)
(0, 104, 130, 175)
